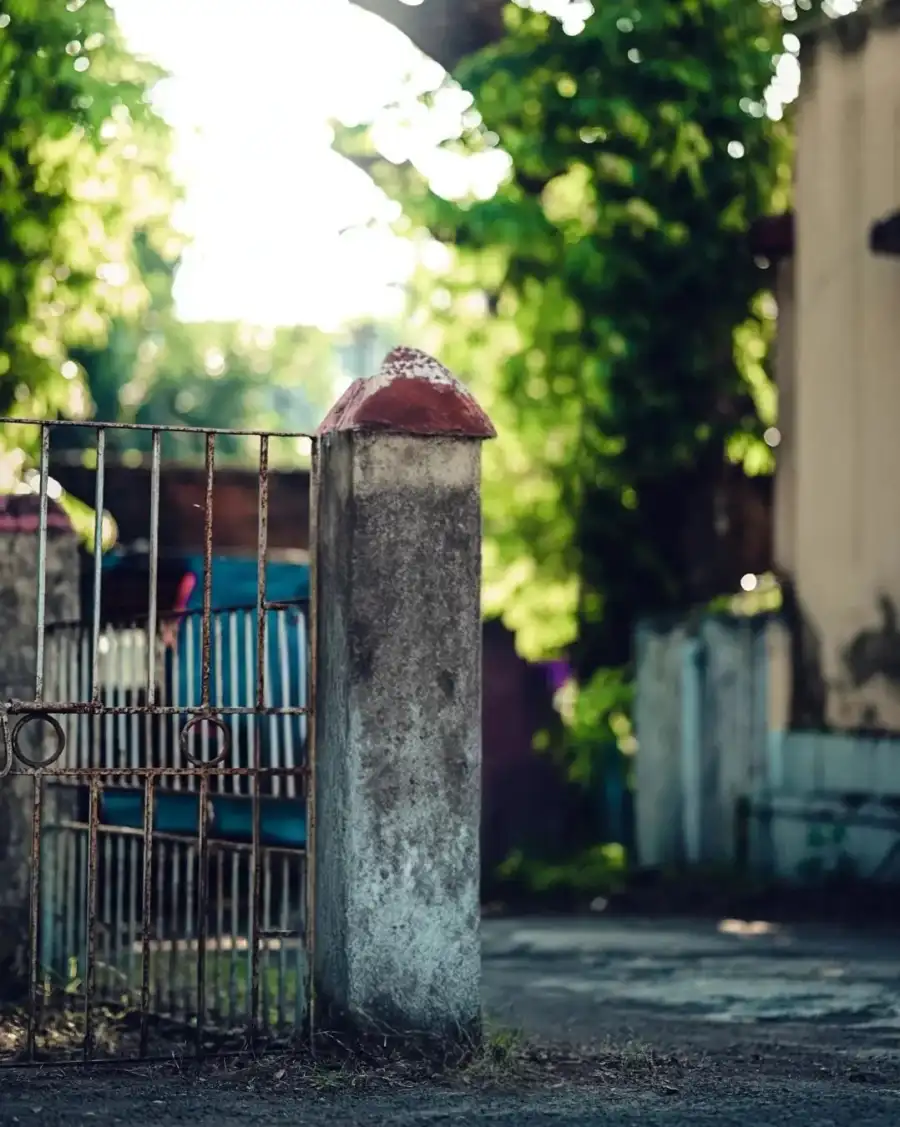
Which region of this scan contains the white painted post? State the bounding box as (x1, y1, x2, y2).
(311, 347, 494, 1047)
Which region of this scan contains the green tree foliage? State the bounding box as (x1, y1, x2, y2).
(77, 314, 337, 465)
(63, 231, 338, 465)
(126, 320, 336, 448)
(339, 0, 794, 686)
(0, 0, 182, 468)
(2, 0, 333, 481)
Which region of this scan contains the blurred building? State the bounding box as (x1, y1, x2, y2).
(753, 3, 900, 734)
(632, 5, 900, 883)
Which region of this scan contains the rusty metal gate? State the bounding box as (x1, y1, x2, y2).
(0, 419, 317, 1065)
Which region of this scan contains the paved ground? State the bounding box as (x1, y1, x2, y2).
(3, 915, 900, 1125)
(482, 915, 900, 1046)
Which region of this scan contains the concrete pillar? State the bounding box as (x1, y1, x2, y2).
(0, 494, 80, 999)
(312, 347, 495, 1047)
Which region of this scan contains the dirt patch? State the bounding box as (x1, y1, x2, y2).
(1, 1034, 900, 1127)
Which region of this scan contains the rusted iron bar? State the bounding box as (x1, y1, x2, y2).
(25, 776, 43, 1060)
(147, 430, 161, 705)
(4, 702, 310, 717)
(144, 432, 162, 1019)
(250, 434, 269, 1035)
(200, 432, 215, 712)
(139, 778, 156, 1058)
(1, 416, 314, 439)
(90, 430, 106, 703)
(84, 780, 100, 1061)
(195, 772, 210, 1058)
(142, 421, 159, 1042)
(12, 765, 309, 780)
(255, 436, 269, 717)
(306, 441, 318, 1041)
(34, 424, 50, 703)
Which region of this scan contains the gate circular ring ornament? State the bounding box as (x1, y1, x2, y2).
(11, 712, 66, 770)
(180, 713, 232, 768)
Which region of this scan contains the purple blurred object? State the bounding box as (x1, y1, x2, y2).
(541, 660, 573, 694)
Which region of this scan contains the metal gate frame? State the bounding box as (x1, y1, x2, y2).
(0, 418, 317, 1065)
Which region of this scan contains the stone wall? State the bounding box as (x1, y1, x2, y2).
(0, 494, 80, 999)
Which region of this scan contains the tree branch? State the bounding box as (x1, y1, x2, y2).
(349, 0, 507, 72)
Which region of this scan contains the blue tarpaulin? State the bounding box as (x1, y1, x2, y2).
(100, 789, 306, 848)
(98, 554, 309, 844)
(176, 555, 309, 714)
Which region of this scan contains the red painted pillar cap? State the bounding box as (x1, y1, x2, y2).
(317, 347, 496, 439)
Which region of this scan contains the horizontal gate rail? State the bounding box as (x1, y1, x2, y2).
(0, 417, 316, 1067)
(0, 415, 318, 438)
(3, 704, 309, 718)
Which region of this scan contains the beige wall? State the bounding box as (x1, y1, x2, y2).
(773, 256, 796, 579)
(790, 22, 900, 730)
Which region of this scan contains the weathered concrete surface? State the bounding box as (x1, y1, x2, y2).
(314, 356, 488, 1042)
(0, 496, 79, 999)
(4, 917, 900, 1124)
(481, 916, 900, 1050)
